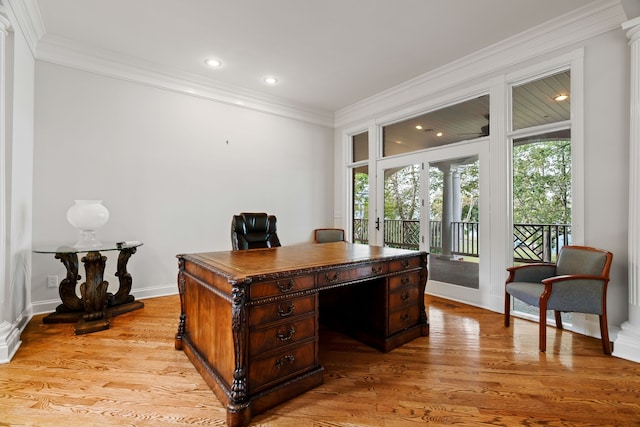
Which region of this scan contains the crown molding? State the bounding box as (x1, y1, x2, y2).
(335, 0, 627, 128)
(35, 34, 334, 127)
(5, 0, 44, 55)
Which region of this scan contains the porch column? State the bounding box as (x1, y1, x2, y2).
(451, 166, 462, 254)
(439, 163, 452, 256)
(615, 16, 640, 363)
(439, 163, 461, 258)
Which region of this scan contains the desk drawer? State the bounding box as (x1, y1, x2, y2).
(249, 341, 316, 393)
(389, 285, 421, 312)
(388, 256, 422, 273)
(317, 262, 387, 287)
(250, 315, 316, 356)
(388, 304, 421, 335)
(250, 275, 314, 299)
(388, 271, 422, 292)
(249, 295, 316, 327)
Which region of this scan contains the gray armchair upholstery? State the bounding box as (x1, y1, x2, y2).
(313, 228, 345, 243)
(504, 245, 613, 354)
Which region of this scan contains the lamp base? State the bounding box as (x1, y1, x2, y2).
(73, 230, 103, 249)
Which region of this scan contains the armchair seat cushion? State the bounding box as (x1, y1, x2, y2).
(505, 282, 544, 307)
(507, 280, 606, 314)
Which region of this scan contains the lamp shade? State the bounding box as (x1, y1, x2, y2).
(66, 200, 109, 247)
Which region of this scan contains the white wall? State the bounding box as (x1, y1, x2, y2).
(31, 62, 334, 312)
(0, 1, 34, 363)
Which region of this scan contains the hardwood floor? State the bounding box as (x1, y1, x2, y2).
(1, 294, 639, 426)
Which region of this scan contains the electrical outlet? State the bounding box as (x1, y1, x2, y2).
(47, 275, 58, 288)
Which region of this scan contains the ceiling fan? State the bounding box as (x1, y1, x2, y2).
(459, 114, 490, 137)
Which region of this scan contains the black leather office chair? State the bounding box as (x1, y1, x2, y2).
(231, 212, 281, 250)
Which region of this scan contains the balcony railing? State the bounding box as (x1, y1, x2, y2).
(352, 218, 570, 263)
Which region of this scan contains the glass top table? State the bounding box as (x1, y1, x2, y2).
(33, 241, 143, 254)
(33, 240, 144, 335)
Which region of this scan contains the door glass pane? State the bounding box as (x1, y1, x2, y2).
(352, 165, 369, 244)
(382, 164, 421, 249)
(382, 95, 489, 157)
(428, 156, 480, 289)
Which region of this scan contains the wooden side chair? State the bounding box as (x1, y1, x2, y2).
(504, 245, 613, 354)
(313, 228, 345, 243)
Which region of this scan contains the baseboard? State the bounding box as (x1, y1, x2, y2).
(31, 283, 178, 315)
(0, 306, 32, 363)
(613, 320, 640, 363)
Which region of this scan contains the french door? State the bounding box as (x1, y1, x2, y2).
(376, 140, 490, 304)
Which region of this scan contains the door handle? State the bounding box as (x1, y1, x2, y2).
(375, 218, 380, 230)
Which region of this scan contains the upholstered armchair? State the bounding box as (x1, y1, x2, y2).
(504, 245, 613, 354)
(231, 212, 281, 250)
(313, 228, 345, 243)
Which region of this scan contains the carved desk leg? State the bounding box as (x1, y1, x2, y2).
(227, 283, 251, 427)
(419, 254, 430, 336)
(42, 253, 84, 324)
(107, 246, 145, 316)
(175, 258, 186, 350)
(75, 251, 110, 335)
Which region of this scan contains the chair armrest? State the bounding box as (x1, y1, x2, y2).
(506, 263, 557, 284)
(541, 274, 608, 285)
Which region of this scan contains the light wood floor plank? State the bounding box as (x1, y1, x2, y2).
(1, 294, 639, 426)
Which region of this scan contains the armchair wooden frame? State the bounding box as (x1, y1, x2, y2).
(504, 245, 613, 355)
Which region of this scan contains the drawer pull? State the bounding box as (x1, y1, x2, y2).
(275, 354, 295, 369)
(400, 313, 411, 323)
(371, 265, 383, 274)
(277, 279, 295, 292)
(325, 272, 340, 283)
(276, 325, 296, 342)
(401, 276, 411, 286)
(277, 302, 295, 317)
(401, 292, 410, 302)
(401, 259, 410, 269)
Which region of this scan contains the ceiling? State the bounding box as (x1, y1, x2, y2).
(33, 0, 594, 114)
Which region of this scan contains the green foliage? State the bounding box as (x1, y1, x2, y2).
(459, 162, 479, 222)
(384, 164, 421, 220)
(353, 171, 369, 219)
(429, 168, 443, 220)
(513, 140, 571, 224)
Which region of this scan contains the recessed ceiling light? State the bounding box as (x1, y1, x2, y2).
(436, 132, 443, 137)
(415, 125, 423, 130)
(263, 76, 279, 85)
(205, 58, 223, 68)
(554, 94, 569, 101)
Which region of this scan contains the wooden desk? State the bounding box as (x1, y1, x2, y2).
(175, 242, 429, 427)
